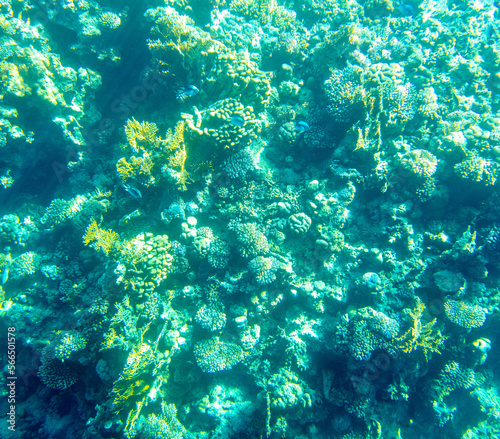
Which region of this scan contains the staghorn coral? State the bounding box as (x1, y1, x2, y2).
(9, 251, 40, 279)
(40, 199, 74, 227)
(207, 237, 230, 269)
(439, 361, 479, 392)
(223, 148, 255, 178)
(380, 81, 417, 127)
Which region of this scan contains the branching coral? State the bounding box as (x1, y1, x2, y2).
(395, 298, 447, 361)
(83, 219, 121, 256)
(125, 118, 159, 154)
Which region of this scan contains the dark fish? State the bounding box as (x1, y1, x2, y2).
(176, 85, 199, 102)
(230, 115, 245, 127)
(123, 184, 142, 198)
(293, 120, 310, 133)
(395, 3, 414, 16)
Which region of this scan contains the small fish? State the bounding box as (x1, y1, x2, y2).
(2, 254, 11, 285)
(123, 183, 142, 198)
(176, 85, 199, 102)
(395, 2, 414, 16)
(293, 120, 310, 134)
(230, 115, 246, 127)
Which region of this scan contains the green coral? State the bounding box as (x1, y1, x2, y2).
(146, 6, 214, 77)
(118, 233, 175, 295)
(10, 251, 40, 279)
(231, 222, 269, 258)
(38, 346, 78, 390)
(248, 255, 280, 285)
(138, 402, 187, 439)
(54, 331, 88, 361)
(454, 155, 498, 186)
(444, 299, 486, 329)
(193, 337, 244, 373)
(195, 302, 227, 332)
(268, 368, 313, 409)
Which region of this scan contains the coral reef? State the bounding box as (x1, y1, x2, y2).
(2, 1, 500, 438)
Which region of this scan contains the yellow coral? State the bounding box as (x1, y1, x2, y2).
(0, 62, 31, 98)
(111, 377, 151, 413)
(120, 343, 155, 381)
(149, 7, 213, 68)
(116, 157, 135, 181)
(165, 120, 191, 190)
(100, 328, 119, 351)
(116, 155, 152, 182)
(395, 298, 447, 361)
(83, 219, 99, 245)
(125, 118, 159, 154)
(83, 219, 120, 256)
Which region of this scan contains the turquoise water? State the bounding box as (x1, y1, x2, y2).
(0, 0, 500, 438)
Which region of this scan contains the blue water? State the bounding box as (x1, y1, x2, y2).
(0, 1, 500, 438)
